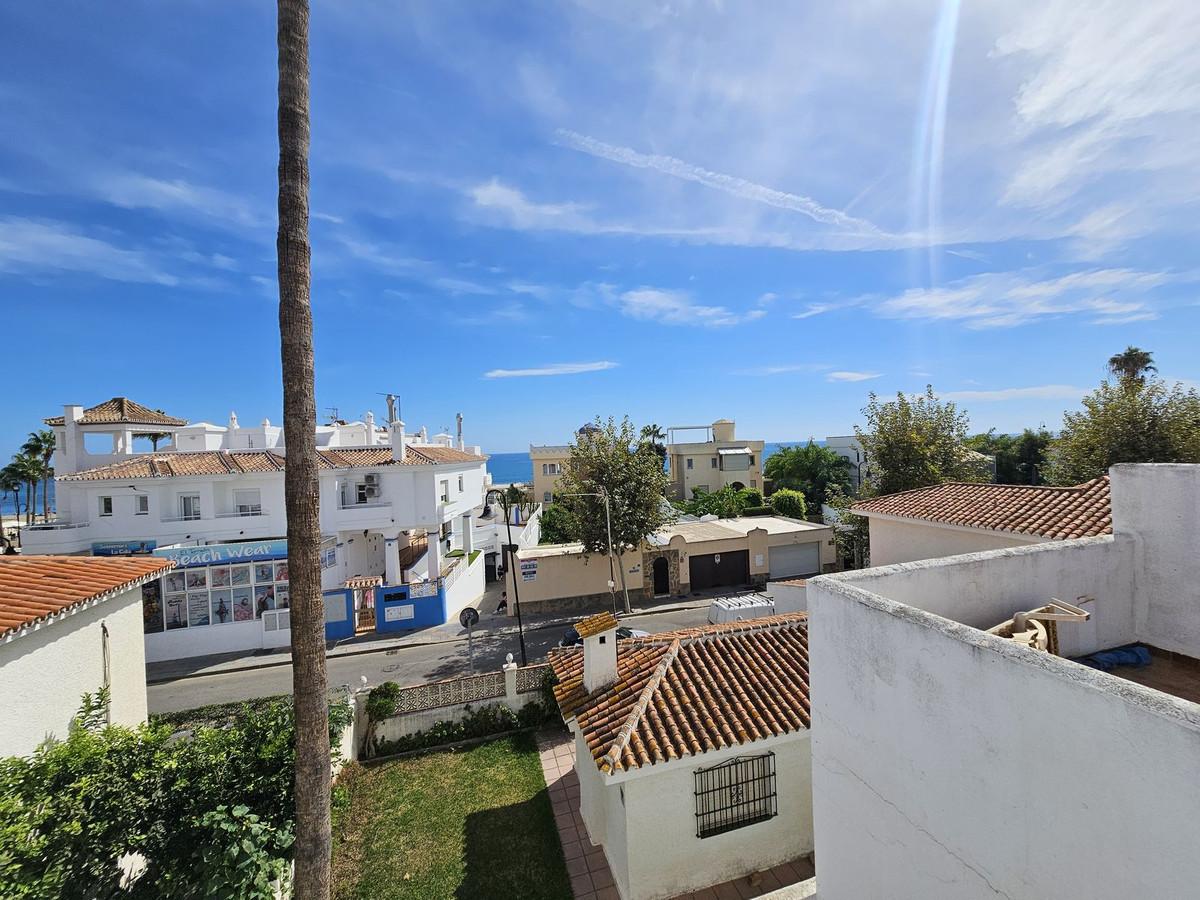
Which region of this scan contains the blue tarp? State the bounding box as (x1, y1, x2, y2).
(1072, 644, 1152, 671)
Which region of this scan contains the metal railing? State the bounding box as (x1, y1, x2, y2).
(336, 500, 392, 510)
(160, 514, 203, 523)
(214, 509, 268, 519)
(25, 520, 91, 531)
(397, 533, 428, 570)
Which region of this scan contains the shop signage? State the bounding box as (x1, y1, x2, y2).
(520, 559, 537, 582)
(154, 539, 288, 568)
(93, 540, 157, 556)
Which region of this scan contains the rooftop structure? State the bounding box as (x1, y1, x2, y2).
(44, 396, 187, 428)
(664, 419, 765, 500)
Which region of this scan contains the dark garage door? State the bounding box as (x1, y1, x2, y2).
(689, 550, 750, 591)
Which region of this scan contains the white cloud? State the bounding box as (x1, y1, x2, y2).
(618, 287, 762, 327)
(827, 371, 882, 382)
(95, 173, 265, 228)
(873, 268, 1171, 329)
(483, 361, 618, 378)
(792, 303, 835, 320)
(0, 217, 179, 285)
(940, 384, 1088, 402)
(736, 363, 832, 376)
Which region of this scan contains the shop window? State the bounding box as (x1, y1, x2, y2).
(99, 496, 113, 517)
(694, 753, 777, 838)
(135, 494, 149, 515)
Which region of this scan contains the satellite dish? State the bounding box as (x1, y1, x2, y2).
(459, 607, 480, 629)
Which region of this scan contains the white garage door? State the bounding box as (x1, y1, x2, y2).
(769, 541, 820, 579)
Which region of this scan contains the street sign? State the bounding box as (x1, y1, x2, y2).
(459, 607, 480, 629)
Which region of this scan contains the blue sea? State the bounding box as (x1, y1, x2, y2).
(485, 442, 811, 485)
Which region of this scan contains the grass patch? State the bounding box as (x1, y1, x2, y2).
(332, 732, 570, 900)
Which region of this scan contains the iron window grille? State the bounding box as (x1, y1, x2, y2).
(694, 752, 777, 838)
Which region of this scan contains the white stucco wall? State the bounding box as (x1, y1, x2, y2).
(583, 733, 813, 900)
(769, 581, 807, 614)
(807, 573, 1200, 900)
(0, 585, 148, 758)
(866, 515, 1042, 567)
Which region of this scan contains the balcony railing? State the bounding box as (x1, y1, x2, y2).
(337, 500, 392, 511)
(214, 509, 269, 519)
(398, 533, 428, 570)
(25, 520, 90, 531)
(160, 514, 204, 523)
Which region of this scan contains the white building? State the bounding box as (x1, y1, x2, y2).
(26, 398, 493, 661)
(823, 436, 866, 491)
(0, 555, 171, 758)
(808, 464, 1200, 899)
(852, 475, 1111, 566)
(549, 611, 814, 900)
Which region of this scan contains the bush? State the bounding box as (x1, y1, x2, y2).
(740, 505, 773, 516)
(738, 488, 764, 507)
(770, 488, 808, 520)
(373, 700, 558, 758)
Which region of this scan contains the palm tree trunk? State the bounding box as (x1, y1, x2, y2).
(277, 2, 330, 896)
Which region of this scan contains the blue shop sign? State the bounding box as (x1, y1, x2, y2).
(93, 540, 158, 556)
(154, 539, 288, 568)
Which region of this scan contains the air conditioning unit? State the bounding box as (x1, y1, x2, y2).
(364, 484, 381, 498)
(364, 473, 379, 485)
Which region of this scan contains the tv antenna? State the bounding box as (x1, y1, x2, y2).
(376, 392, 402, 424)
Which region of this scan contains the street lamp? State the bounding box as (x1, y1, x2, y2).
(556, 489, 630, 615)
(487, 487, 528, 666)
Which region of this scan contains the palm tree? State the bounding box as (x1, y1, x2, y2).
(21, 429, 55, 523)
(276, 2, 330, 895)
(1107, 346, 1157, 384)
(0, 463, 21, 546)
(9, 453, 43, 527)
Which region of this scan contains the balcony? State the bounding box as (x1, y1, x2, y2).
(160, 514, 205, 523)
(337, 500, 392, 511)
(214, 508, 270, 519)
(25, 520, 90, 531)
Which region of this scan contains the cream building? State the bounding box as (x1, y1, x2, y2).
(665, 420, 765, 500)
(0, 555, 171, 758)
(530, 444, 571, 505)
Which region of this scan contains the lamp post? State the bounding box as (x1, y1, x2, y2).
(556, 489, 630, 615)
(487, 487, 528, 666)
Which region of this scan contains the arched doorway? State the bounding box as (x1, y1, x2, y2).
(731, 481, 745, 490)
(652, 556, 670, 596)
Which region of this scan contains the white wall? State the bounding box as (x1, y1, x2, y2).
(144, 618, 265, 663)
(808, 573, 1200, 900)
(866, 515, 1042, 566)
(442, 551, 486, 620)
(594, 734, 813, 900)
(769, 580, 807, 614)
(0, 586, 147, 758)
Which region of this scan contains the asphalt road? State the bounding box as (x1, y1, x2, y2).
(147, 606, 713, 714)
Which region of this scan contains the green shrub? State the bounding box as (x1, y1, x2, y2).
(740, 505, 773, 516)
(738, 488, 764, 507)
(373, 700, 557, 758)
(770, 488, 808, 520)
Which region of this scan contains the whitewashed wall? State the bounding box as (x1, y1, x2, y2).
(866, 515, 1042, 566)
(0, 586, 147, 758)
(808, 574, 1200, 900)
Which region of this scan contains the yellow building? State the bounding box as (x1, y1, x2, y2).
(665, 419, 765, 500)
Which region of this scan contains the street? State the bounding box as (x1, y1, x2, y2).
(147, 605, 713, 714)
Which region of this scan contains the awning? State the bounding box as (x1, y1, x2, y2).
(717, 447, 752, 455)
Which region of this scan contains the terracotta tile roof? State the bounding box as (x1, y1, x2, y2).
(851, 476, 1112, 540)
(549, 615, 810, 773)
(45, 397, 187, 428)
(0, 556, 173, 637)
(59, 445, 487, 482)
(575, 610, 619, 638)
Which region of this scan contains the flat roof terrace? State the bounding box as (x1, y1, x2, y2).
(1107, 648, 1200, 706)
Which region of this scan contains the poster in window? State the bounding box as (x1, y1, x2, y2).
(186, 569, 207, 590)
(232, 587, 253, 621)
(254, 563, 275, 584)
(274, 561, 289, 583)
(255, 584, 275, 617)
(164, 571, 186, 594)
(142, 581, 164, 634)
(210, 589, 232, 624)
(230, 565, 251, 586)
(165, 593, 188, 629)
(210, 566, 231, 588)
(187, 592, 210, 627)
(274, 585, 290, 609)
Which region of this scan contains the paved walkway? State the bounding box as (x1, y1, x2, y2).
(536, 730, 816, 900)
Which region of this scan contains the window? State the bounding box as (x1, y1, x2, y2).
(457, 475, 464, 492)
(711, 457, 718, 468)
(686, 458, 694, 470)
(544, 491, 552, 503)
(542, 462, 560, 476)
(135, 494, 149, 516)
(440, 480, 449, 503)
(355, 483, 369, 504)
(694, 753, 777, 838)
(99, 496, 113, 517)
(440, 521, 452, 542)
(234, 489, 261, 516)
(180, 494, 201, 521)
(751, 479, 757, 489)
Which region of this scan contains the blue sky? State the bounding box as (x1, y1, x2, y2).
(2, 0, 1198, 453)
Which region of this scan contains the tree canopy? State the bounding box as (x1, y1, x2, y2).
(768, 488, 807, 520)
(763, 441, 851, 508)
(538, 502, 580, 544)
(856, 387, 990, 495)
(965, 427, 1052, 485)
(1107, 346, 1157, 384)
(554, 416, 671, 555)
(674, 485, 762, 519)
(1047, 377, 1200, 484)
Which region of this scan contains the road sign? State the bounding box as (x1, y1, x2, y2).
(459, 607, 480, 629)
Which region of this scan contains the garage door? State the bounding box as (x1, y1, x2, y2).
(769, 542, 820, 579)
(689, 550, 750, 591)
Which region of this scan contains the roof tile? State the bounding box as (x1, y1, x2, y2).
(45, 397, 187, 427)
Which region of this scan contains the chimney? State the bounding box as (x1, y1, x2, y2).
(228, 411, 239, 431)
(579, 612, 620, 693)
(365, 411, 376, 445)
(390, 419, 408, 462)
(456, 412, 464, 451)
(59, 404, 85, 475)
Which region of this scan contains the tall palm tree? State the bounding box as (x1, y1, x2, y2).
(1107, 346, 1157, 384)
(0, 463, 21, 546)
(9, 453, 42, 527)
(21, 429, 55, 523)
(277, 1, 330, 895)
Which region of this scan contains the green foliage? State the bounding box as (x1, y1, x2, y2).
(1107, 345, 1156, 384)
(739, 488, 763, 507)
(372, 701, 557, 758)
(826, 486, 870, 569)
(769, 488, 808, 520)
(150, 693, 290, 731)
(857, 386, 989, 495)
(740, 505, 773, 516)
(538, 502, 581, 544)
(1047, 378, 1200, 484)
(675, 484, 762, 518)
(555, 416, 671, 555)
(764, 441, 852, 507)
(1, 693, 353, 898)
(965, 428, 1052, 485)
(366, 681, 402, 723)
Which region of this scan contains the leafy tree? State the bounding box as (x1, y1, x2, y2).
(856, 387, 989, 495)
(0, 463, 21, 544)
(20, 430, 55, 524)
(769, 488, 808, 520)
(966, 427, 1052, 485)
(538, 502, 580, 544)
(555, 417, 671, 609)
(764, 441, 852, 507)
(675, 485, 754, 519)
(640, 423, 667, 464)
(826, 486, 870, 569)
(1107, 345, 1157, 384)
(1047, 378, 1200, 484)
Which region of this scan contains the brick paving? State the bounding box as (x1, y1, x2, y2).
(536, 730, 816, 900)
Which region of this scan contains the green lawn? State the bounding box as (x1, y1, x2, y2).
(331, 732, 571, 899)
